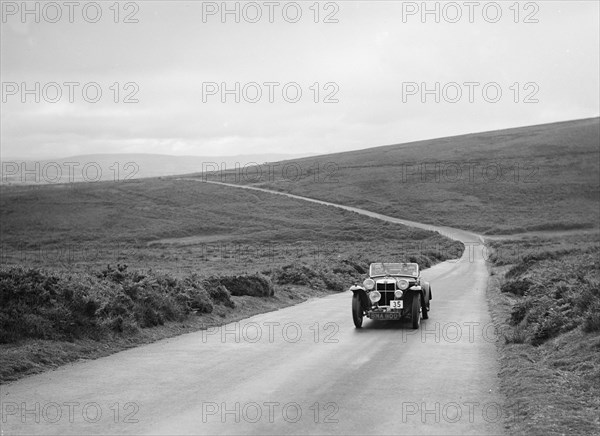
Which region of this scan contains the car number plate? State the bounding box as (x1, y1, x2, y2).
(390, 300, 403, 309)
(371, 312, 400, 320)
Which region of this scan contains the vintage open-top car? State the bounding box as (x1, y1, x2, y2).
(350, 262, 431, 329)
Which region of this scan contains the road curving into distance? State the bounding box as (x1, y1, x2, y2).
(1, 180, 504, 435)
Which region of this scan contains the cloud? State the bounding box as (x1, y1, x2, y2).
(1, 1, 598, 159)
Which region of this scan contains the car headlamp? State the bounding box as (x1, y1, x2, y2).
(369, 291, 381, 303)
(394, 290, 403, 298)
(363, 278, 375, 290)
(397, 279, 409, 290)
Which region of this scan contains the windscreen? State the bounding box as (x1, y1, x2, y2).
(369, 263, 418, 277)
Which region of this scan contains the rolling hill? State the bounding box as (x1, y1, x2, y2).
(202, 118, 600, 235)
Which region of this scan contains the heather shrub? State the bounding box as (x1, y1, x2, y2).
(504, 249, 599, 345)
(0, 265, 242, 343)
(211, 274, 274, 297)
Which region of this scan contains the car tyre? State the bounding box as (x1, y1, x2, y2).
(411, 295, 421, 329)
(422, 298, 429, 320)
(422, 288, 430, 320)
(352, 296, 363, 328)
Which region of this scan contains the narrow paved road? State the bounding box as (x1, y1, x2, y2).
(1, 181, 504, 435)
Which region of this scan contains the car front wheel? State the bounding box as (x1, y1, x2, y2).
(352, 296, 363, 328)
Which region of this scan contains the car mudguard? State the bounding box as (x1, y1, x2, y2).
(349, 285, 370, 311)
(422, 282, 431, 301)
(407, 287, 424, 305)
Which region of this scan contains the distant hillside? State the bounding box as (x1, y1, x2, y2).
(0, 153, 312, 185)
(201, 118, 600, 234)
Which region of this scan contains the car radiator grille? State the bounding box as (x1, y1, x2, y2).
(376, 282, 395, 306)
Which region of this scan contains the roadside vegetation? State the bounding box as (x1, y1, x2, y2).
(485, 232, 600, 435)
(0, 179, 462, 382)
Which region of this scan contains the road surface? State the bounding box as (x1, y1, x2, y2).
(1, 181, 504, 435)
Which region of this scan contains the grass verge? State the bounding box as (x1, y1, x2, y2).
(485, 232, 600, 435)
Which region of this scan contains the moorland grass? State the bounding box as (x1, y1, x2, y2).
(207, 118, 600, 235)
(486, 233, 600, 435)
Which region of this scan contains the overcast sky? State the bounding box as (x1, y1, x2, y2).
(1, 1, 599, 159)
